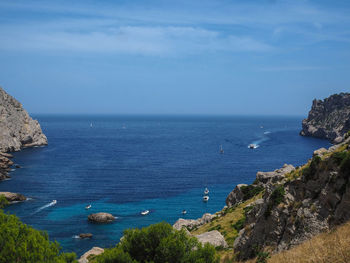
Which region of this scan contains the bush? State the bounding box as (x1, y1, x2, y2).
(340, 152, 350, 175)
(332, 151, 348, 165)
(94, 222, 219, 263)
(0, 195, 9, 208)
(240, 185, 264, 201)
(264, 186, 285, 218)
(303, 156, 321, 180)
(0, 210, 77, 263)
(232, 217, 246, 232)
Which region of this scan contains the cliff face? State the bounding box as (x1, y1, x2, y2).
(0, 87, 47, 152)
(230, 138, 350, 260)
(300, 93, 350, 143)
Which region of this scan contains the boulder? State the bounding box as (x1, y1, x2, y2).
(173, 213, 214, 231)
(196, 230, 228, 248)
(79, 233, 93, 239)
(0, 192, 26, 202)
(88, 213, 115, 223)
(78, 247, 104, 263)
(313, 148, 328, 157)
(256, 164, 294, 185)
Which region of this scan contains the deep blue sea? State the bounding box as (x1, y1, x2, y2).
(1, 115, 331, 256)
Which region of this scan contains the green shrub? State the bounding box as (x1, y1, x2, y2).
(209, 224, 222, 231)
(0, 210, 76, 263)
(340, 152, 350, 175)
(303, 156, 321, 180)
(232, 217, 246, 232)
(332, 151, 348, 165)
(94, 222, 219, 263)
(240, 185, 264, 201)
(0, 195, 9, 208)
(256, 251, 270, 263)
(264, 186, 285, 218)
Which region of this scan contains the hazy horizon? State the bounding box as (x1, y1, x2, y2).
(1, 0, 349, 115)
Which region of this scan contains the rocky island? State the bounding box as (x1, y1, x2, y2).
(300, 92, 350, 143)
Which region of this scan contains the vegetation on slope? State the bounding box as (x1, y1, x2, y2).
(92, 222, 219, 263)
(0, 209, 77, 263)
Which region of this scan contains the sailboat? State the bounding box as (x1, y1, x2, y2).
(204, 187, 209, 195)
(220, 145, 224, 154)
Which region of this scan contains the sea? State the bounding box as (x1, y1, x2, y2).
(1, 115, 331, 256)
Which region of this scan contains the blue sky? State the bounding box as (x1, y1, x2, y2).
(0, 0, 349, 115)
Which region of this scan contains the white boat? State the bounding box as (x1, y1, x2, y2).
(204, 188, 209, 195)
(52, 200, 57, 205)
(182, 210, 187, 215)
(203, 196, 209, 202)
(220, 145, 224, 154)
(90, 123, 93, 128)
(248, 144, 257, 149)
(141, 210, 149, 216)
(85, 205, 91, 210)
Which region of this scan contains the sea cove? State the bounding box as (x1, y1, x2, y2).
(1, 115, 331, 256)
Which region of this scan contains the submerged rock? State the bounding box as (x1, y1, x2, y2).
(196, 230, 228, 248)
(88, 213, 115, 223)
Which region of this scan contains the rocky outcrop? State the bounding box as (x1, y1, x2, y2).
(0, 87, 47, 152)
(225, 184, 247, 207)
(196, 230, 228, 248)
(232, 138, 350, 260)
(173, 213, 214, 231)
(255, 164, 295, 186)
(0, 191, 26, 202)
(88, 213, 115, 223)
(79, 233, 93, 239)
(0, 153, 13, 181)
(78, 247, 104, 263)
(300, 92, 350, 143)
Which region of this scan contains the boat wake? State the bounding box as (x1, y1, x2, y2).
(248, 131, 272, 149)
(32, 200, 57, 215)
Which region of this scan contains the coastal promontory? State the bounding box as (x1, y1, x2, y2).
(300, 92, 350, 143)
(0, 87, 47, 152)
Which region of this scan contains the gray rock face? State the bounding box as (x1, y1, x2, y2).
(255, 164, 295, 186)
(0, 87, 47, 152)
(225, 184, 248, 207)
(196, 230, 228, 248)
(88, 212, 115, 223)
(173, 213, 214, 231)
(233, 139, 350, 260)
(300, 93, 350, 143)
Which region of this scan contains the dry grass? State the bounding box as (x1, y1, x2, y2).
(191, 193, 262, 249)
(243, 221, 350, 263)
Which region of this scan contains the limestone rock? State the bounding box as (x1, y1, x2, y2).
(300, 93, 350, 143)
(255, 164, 294, 185)
(173, 213, 214, 231)
(196, 230, 228, 248)
(0, 191, 26, 202)
(79, 233, 93, 239)
(78, 247, 104, 263)
(313, 147, 328, 157)
(0, 87, 48, 152)
(88, 213, 115, 223)
(225, 184, 248, 207)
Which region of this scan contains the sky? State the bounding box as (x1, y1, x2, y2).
(0, 0, 349, 116)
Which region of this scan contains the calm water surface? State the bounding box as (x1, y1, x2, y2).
(1, 115, 331, 255)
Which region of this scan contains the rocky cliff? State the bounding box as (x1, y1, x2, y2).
(0, 87, 47, 152)
(300, 93, 350, 143)
(229, 138, 350, 260)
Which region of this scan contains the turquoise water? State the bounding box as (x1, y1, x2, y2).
(1, 115, 331, 255)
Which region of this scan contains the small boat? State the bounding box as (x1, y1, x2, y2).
(141, 210, 149, 216)
(85, 205, 91, 210)
(220, 145, 224, 154)
(52, 200, 57, 205)
(204, 188, 209, 195)
(248, 144, 257, 149)
(182, 210, 187, 215)
(90, 123, 93, 128)
(203, 196, 209, 202)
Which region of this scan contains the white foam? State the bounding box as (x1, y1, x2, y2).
(72, 235, 80, 239)
(32, 200, 57, 214)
